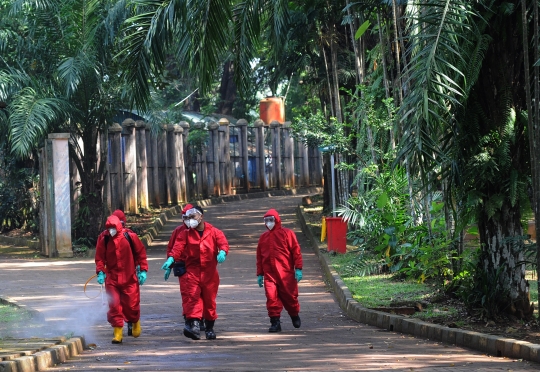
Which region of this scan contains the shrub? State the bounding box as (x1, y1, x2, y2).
(0, 156, 39, 232)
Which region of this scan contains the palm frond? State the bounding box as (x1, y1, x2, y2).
(233, 0, 290, 96)
(8, 87, 68, 158)
(120, 0, 181, 111)
(398, 0, 481, 175)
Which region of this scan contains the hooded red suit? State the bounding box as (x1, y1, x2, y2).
(257, 209, 303, 318)
(170, 222, 229, 321)
(166, 204, 193, 258)
(95, 215, 148, 328)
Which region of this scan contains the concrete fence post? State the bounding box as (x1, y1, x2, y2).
(99, 130, 111, 217)
(301, 139, 310, 187)
(180, 121, 195, 201)
(283, 121, 294, 188)
(146, 124, 160, 207)
(166, 124, 179, 205)
(108, 122, 124, 211)
(157, 126, 169, 205)
(179, 121, 189, 202)
(208, 121, 221, 196)
(254, 119, 266, 191)
(174, 124, 184, 203)
(186, 121, 210, 199)
(122, 118, 138, 213)
(135, 120, 148, 211)
(237, 118, 249, 193)
(270, 120, 281, 189)
(42, 133, 73, 257)
(219, 118, 231, 195)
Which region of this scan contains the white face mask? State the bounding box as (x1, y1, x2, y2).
(265, 222, 275, 230)
(183, 218, 190, 228)
(189, 219, 199, 229)
(108, 228, 117, 237)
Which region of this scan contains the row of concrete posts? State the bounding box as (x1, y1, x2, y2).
(37, 118, 323, 256)
(105, 117, 323, 214)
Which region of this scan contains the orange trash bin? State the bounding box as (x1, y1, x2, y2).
(325, 217, 347, 253)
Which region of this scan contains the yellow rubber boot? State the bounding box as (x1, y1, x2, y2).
(112, 327, 123, 344)
(132, 320, 141, 338)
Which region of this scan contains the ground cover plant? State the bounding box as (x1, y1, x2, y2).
(0, 304, 33, 327)
(303, 194, 540, 344)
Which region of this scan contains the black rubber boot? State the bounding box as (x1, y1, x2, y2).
(205, 320, 216, 340)
(269, 317, 281, 333)
(183, 319, 201, 340)
(291, 315, 301, 328)
(200, 318, 206, 332)
(127, 322, 133, 336)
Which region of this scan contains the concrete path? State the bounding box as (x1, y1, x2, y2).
(0, 194, 539, 371)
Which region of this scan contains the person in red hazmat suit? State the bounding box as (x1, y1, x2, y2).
(110, 209, 148, 336)
(256, 209, 303, 332)
(163, 203, 206, 331)
(95, 214, 148, 344)
(161, 206, 229, 340)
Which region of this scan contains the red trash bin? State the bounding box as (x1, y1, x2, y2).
(325, 217, 347, 253)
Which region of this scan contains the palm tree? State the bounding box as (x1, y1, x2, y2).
(397, 0, 535, 318)
(0, 0, 131, 242)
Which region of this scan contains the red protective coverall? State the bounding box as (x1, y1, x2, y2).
(170, 222, 229, 321)
(165, 203, 193, 258)
(256, 209, 303, 318)
(167, 224, 188, 258)
(95, 215, 148, 328)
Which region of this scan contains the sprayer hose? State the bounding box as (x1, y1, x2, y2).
(84, 273, 102, 299)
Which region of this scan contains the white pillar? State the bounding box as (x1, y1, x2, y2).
(48, 133, 73, 258)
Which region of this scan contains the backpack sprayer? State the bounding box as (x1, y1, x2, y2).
(85, 231, 138, 306)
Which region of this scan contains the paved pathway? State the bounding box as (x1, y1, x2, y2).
(0, 194, 539, 371)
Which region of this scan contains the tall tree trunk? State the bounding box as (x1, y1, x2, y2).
(474, 1, 531, 318)
(533, 0, 540, 303)
(330, 24, 343, 124)
(217, 60, 237, 115)
(478, 204, 533, 319)
(521, 0, 539, 306)
(345, 0, 362, 85)
(391, 0, 403, 105)
(320, 31, 335, 118)
(377, 11, 395, 150)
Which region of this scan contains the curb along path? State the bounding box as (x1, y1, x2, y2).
(297, 205, 540, 365)
(0, 190, 538, 371)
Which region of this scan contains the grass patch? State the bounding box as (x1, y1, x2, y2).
(0, 304, 33, 323)
(412, 305, 461, 321)
(340, 273, 430, 308)
(328, 251, 430, 307)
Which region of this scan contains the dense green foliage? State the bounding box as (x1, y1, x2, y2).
(1, 0, 539, 320)
(0, 155, 39, 232)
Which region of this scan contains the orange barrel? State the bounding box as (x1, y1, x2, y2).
(325, 217, 347, 253)
(259, 97, 285, 125)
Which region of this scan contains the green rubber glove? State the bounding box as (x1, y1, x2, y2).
(161, 257, 174, 270)
(164, 268, 171, 281)
(257, 275, 264, 287)
(97, 271, 106, 285)
(217, 250, 226, 263)
(138, 270, 147, 285)
(295, 269, 302, 282)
